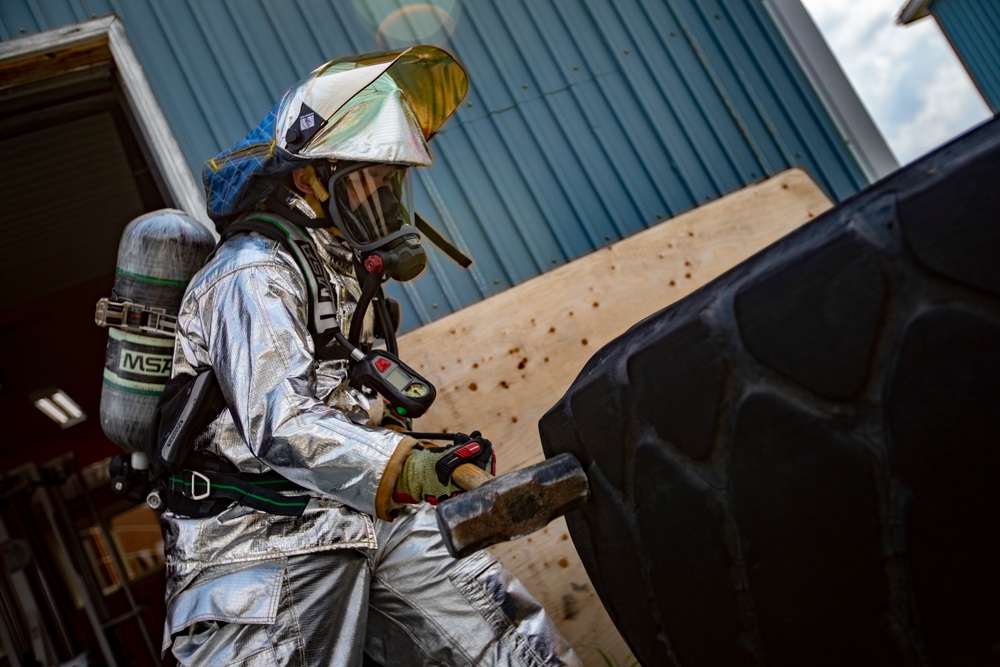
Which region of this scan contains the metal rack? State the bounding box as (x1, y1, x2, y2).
(0, 454, 158, 667)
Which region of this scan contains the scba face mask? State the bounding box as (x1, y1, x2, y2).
(326, 162, 427, 282)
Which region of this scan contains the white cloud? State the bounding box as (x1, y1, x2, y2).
(890, 58, 994, 161)
(800, 0, 991, 165)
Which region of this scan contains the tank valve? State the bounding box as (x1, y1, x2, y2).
(146, 489, 166, 511)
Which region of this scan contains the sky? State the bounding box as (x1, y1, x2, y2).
(800, 0, 992, 166)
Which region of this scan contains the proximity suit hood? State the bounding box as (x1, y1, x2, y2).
(202, 45, 469, 239)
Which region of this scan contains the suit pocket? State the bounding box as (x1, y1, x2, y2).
(166, 559, 293, 666)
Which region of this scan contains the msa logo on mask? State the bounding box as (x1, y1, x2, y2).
(119, 350, 172, 376)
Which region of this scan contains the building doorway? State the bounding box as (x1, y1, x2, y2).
(0, 16, 203, 666)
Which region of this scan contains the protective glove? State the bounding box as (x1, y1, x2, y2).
(393, 431, 495, 505)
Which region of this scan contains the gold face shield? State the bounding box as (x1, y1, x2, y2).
(275, 45, 469, 166)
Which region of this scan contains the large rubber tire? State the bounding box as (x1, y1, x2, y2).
(539, 117, 1000, 667)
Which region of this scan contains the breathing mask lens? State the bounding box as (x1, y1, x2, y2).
(328, 163, 427, 281)
(333, 164, 411, 247)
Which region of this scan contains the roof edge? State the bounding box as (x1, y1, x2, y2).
(898, 0, 934, 25)
(763, 0, 899, 182)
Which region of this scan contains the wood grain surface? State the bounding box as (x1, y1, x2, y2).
(399, 168, 833, 665)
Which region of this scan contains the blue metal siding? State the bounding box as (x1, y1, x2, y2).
(932, 0, 1000, 112)
(2, 0, 868, 329)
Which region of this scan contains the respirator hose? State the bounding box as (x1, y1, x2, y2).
(348, 269, 383, 351)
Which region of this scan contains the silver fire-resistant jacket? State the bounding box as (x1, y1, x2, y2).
(160, 223, 581, 666)
(162, 225, 414, 602)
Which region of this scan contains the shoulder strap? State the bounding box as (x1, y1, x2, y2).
(222, 214, 340, 336)
(142, 216, 342, 512)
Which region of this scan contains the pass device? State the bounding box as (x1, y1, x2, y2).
(351, 349, 436, 419)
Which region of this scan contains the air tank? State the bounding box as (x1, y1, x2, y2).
(97, 209, 215, 452)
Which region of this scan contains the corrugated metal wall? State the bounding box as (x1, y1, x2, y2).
(932, 0, 1000, 113)
(1, 0, 867, 329)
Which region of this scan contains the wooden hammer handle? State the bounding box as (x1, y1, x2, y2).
(452, 463, 493, 490)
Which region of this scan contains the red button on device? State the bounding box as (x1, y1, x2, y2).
(375, 358, 392, 373)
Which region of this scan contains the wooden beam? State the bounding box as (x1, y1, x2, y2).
(0, 16, 116, 90)
(0, 15, 116, 62)
(0, 40, 111, 89)
(399, 168, 834, 664)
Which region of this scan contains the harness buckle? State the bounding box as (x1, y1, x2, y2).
(188, 470, 212, 500)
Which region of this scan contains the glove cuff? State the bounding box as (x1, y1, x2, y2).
(375, 435, 419, 521)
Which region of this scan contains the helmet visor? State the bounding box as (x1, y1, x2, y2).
(332, 164, 413, 248)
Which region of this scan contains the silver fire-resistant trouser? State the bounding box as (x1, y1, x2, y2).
(166, 503, 580, 666)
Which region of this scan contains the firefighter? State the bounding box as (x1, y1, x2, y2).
(159, 46, 580, 666)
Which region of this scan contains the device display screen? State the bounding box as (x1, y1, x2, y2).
(386, 366, 410, 391)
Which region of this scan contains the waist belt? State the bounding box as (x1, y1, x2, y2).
(164, 468, 310, 518)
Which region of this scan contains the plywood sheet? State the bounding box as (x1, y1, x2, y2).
(399, 168, 833, 664)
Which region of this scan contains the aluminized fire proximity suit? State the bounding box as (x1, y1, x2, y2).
(159, 46, 580, 666)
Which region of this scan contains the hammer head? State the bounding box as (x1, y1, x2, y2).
(435, 453, 589, 558)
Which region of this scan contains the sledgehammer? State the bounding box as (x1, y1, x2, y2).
(438, 453, 589, 559)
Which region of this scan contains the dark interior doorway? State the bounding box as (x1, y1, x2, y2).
(0, 37, 174, 667)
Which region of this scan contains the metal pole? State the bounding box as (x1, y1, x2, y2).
(33, 475, 119, 667)
(67, 454, 159, 665)
(0, 513, 25, 667)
